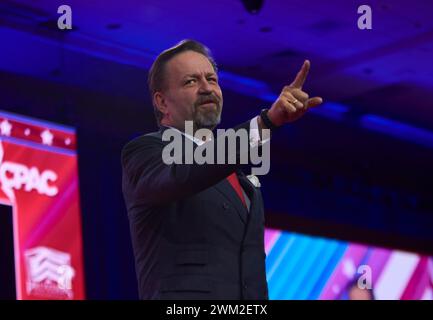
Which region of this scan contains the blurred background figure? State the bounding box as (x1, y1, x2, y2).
(340, 280, 375, 300)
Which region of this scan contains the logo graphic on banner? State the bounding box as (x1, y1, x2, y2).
(25, 246, 75, 299)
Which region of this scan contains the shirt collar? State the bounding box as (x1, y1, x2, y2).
(166, 126, 211, 146)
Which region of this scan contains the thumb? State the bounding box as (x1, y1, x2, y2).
(306, 97, 323, 108)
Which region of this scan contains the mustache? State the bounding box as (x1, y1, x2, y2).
(194, 94, 220, 107)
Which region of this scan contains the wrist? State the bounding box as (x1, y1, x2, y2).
(259, 108, 279, 131)
(266, 108, 281, 127)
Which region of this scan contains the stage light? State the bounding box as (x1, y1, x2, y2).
(241, 0, 264, 14)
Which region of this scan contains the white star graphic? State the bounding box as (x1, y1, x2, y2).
(342, 258, 356, 278)
(0, 119, 12, 136)
(65, 138, 71, 145)
(41, 129, 54, 145)
(24, 128, 31, 136)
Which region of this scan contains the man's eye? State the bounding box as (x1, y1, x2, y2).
(208, 78, 217, 83)
(185, 79, 196, 85)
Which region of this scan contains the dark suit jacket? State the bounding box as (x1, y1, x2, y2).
(121, 120, 268, 300)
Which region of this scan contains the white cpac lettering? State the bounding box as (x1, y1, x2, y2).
(0, 161, 58, 197)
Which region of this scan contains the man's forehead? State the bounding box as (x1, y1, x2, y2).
(167, 51, 215, 76)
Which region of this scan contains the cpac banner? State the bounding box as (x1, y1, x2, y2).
(0, 110, 85, 300)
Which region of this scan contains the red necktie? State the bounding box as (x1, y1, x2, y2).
(226, 172, 247, 208)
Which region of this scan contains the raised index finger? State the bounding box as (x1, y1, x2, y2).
(290, 60, 310, 89)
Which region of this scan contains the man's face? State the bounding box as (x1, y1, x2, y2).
(159, 50, 223, 130)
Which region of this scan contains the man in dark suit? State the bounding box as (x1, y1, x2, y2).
(121, 40, 322, 299)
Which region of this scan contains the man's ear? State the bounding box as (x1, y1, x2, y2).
(153, 91, 167, 116)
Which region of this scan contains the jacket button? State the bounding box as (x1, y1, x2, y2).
(243, 283, 248, 290)
(222, 202, 229, 210)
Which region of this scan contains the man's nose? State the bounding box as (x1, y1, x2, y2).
(198, 79, 213, 93)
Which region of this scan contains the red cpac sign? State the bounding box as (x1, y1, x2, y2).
(0, 110, 85, 300)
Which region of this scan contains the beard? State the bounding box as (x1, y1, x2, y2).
(192, 94, 223, 130)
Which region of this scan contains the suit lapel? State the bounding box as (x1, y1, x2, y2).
(214, 170, 259, 225)
(214, 172, 248, 224)
(237, 171, 256, 202)
(238, 171, 261, 215)
(159, 126, 257, 225)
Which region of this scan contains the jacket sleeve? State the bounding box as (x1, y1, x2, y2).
(121, 120, 259, 206)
